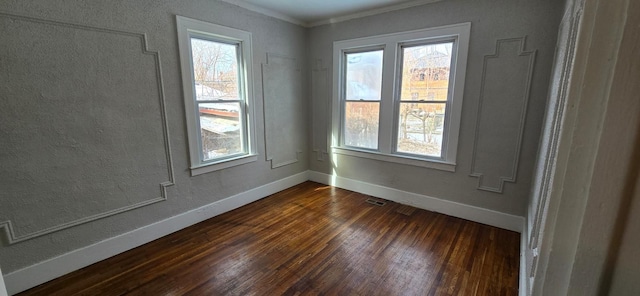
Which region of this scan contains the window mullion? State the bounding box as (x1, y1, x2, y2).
(377, 42, 397, 154)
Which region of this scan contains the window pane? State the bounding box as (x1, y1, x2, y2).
(400, 42, 452, 101)
(199, 102, 243, 161)
(190, 38, 239, 101)
(345, 102, 379, 149)
(397, 103, 446, 157)
(345, 51, 383, 101)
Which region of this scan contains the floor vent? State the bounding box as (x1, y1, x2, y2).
(365, 198, 386, 206)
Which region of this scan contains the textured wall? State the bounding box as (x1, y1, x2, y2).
(0, 0, 308, 273)
(308, 0, 564, 215)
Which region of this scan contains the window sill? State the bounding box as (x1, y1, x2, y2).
(331, 147, 456, 172)
(190, 154, 258, 176)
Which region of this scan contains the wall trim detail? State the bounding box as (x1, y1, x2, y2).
(469, 37, 537, 193)
(311, 59, 330, 162)
(267, 151, 304, 169)
(520, 219, 530, 296)
(0, 12, 175, 245)
(0, 265, 7, 296)
(219, 0, 443, 28)
(262, 53, 304, 169)
(308, 0, 443, 27)
(3, 171, 309, 295)
(3, 170, 525, 294)
(308, 171, 523, 232)
(529, 7, 583, 250)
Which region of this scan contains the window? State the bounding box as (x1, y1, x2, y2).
(332, 23, 470, 171)
(177, 16, 257, 176)
(343, 50, 383, 149)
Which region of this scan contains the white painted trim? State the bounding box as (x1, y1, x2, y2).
(309, 0, 443, 27)
(3, 171, 309, 295)
(4, 170, 524, 294)
(190, 154, 258, 176)
(221, 0, 443, 28)
(308, 171, 523, 232)
(219, 0, 306, 26)
(520, 218, 530, 296)
(469, 37, 537, 193)
(176, 15, 258, 176)
(0, 12, 176, 245)
(332, 147, 456, 172)
(331, 23, 470, 170)
(0, 265, 7, 296)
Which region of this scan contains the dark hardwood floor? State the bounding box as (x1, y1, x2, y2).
(19, 181, 520, 295)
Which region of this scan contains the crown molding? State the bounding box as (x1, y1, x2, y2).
(309, 0, 443, 27)
(221, 0, 444, 28)
(219, 0, 307, 26)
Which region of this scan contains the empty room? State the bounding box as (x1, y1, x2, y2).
(1, 0, 638, 295)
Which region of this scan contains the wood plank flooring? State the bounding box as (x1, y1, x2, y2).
(18, 181, 520, 295)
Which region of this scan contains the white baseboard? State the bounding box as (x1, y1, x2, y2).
(4, 171, 309, 295)
(308, 171, 524, 233)
(519, 220, 529, 296)
(5, 170, 525, 295)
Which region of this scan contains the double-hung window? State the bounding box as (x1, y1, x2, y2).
(332, 23, 470, 171)
(177, 16, 257, 176)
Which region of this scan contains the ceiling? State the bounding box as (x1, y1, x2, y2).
(220, 0, 442, 26)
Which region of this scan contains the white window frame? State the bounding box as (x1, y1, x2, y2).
(331, 23, 470, 172)
(177, 16, 257, 176)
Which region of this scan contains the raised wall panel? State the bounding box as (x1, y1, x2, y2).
(311, 59, 329, 161)
(262, 54, 304, 168)
(470, 37, 536, 193)
(0, 13, 174, 244)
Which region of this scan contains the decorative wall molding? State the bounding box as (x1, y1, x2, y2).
(519, 220, 529, 296)
(529, 9, 582, 251)
(4, 171, 309, 295)
(220, 0, 443, 28)
(0, 12, 175, 245)
(311, 59, 330, 162)
(262, 53, 305, 169)
(308, 171, 524, 232)
(522, 6, 584, 293)
(469, 37, 536, 193)
(308, 0, 444, 27)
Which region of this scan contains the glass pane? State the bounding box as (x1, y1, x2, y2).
(345, 50, 383, 101)
(199, 102, 244, 161)
(400, 42, 453, 101)
(397, 103, 446, 157)
(190, 38, 240, 101)
(344, 102, 379, 149)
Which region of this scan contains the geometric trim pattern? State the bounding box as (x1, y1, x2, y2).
(470, 37, 537, 193)
(4, 171, 309, 295)
(529, 10, 582, 251)
(262, 53, 304, 169)
(0, 12, 175, 244)
(311, 59, 330, 162)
